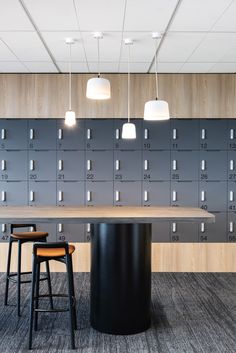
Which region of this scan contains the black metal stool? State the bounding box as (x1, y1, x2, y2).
(28, 242, 77, 350)
(4, 224, 52, 317)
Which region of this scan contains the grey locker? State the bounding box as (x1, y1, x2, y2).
(142, 181, 170, 206)
(171, 181, 198, 207)
(228, 151, 236, 181)
(199, 151, 227, 181)
(0, 223, 10, 242)
(0, 119, 28, 150)
(152, 222, 170, 242)
(199, 212, 227, 242)
(57, 119, 85, 150)
(0, 181, 28, 206)
(143, 120, 170, 150)
(227, 181, 236, 212)
(199, 181, 227, 212)
(29, 151, 56, 181)
(0, 151, 27, 181)
(36, 223, 57, 242)
(114, 119, 142, 150)
(228, 120, 236, 150)
(142, 151, 170, 181)
(199, 119, 227, 150)
(171, 151, 199, 181)
(57, 181, 85, 206)
(170, 222, 198, 242)
(171, 119, 199, 150)
(57, 151, 85, 181)
(114, 181, 142, 206)
(28, 181, 56, 206)
(227, 213, 236, 242)
(114, 150, 142, 181)
(57, 223, 85, 242)
(85, 119, 113, 150)
(86, 150, 113, 181)
(86, 181, 113, 206)
(28, 120, 56, 150)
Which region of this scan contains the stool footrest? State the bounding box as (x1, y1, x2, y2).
(8, 273, 49, 284)
(35, 308, 69, 313)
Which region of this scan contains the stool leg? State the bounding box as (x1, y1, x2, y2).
(17, 240, 22, 317)
(28, 256, 37, 350)
(45, 261, 53, 310)
(69, 255, 77, 330)
(66, 255, 75, 350)
(4, 238, 13, 306)
(34, 262, 40, 331)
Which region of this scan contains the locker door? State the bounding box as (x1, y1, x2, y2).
(86, 151, 113, 181)
(0, 151, 27, 181)
(199, 212, 227, 242)
(29, 151, 56, 181)
(227, 213, 236, 242)
(143, 120, 170, 150)
(57, 181, 85, 206)
(200, 119, 227, 150)
(0, 223, 10, 242)
(171, 151, 199, 181)
(0, 181, 28, 206)
(171, 119, 199, 150)
(170, 222, 198, 242)
(85, 119, 113, 150)
(28, 181, 56, 206)
(114, 119, 142, 150)
(86, 181, 113, 206)
(199, 181, 227, 212)
(142, 151, 170, 181)
(57, 119, 85, 150)
(57, 151, 85, 181)
(142, 181, 170, 206)
(36, 223, 57, 242)
(114, 181, 142, 206)
(28, 120, 57, 150)
(171, 181, 198, 207)
(0, 119, 28, 150)
(227, 181, 236, 212)
(199, 151, 227, 181)
(228, 151, 236, 181)
(57, 223, 85, 242)
(152, 223, 170, 242)
(114, 150, 142, 181)
(228, 120, 236, 150)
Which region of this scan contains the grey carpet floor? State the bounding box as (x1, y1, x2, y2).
(0, 273, 235, 353)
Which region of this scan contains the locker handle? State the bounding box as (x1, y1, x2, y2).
(30, 191, 34, 202)
(87, 190, 91, 202)
(230, 160, 234, 171)
(144, 190, 148, 202)
(87, 223, 91, 232)
(29, 160, 34, 171)
(87, 160, 91, 171)
(201, 222, 205, 233)
(172, 190, 177, 202)
(1, 160, 6, 171)
(58, 159, 63, 171)
(229, 221, 234, 233)
(115, 129, 120, 140)
(115, 190, 120, 202)
(230, 129, 234, 140)
(201, 191, 205, 202)
(29, 129, 34, 140)
(172, 129, 177, 140)
(1, 129, 6, 140)
(144, 160, 149, 171)
(144, 129, 149, 140)
(172, 160, 177, 171)
(58, 223, 63, 233)
(172, 222, 177, 233)
(58, 129, 63, 140)
(87, 128, 91, 140)
(58, 191, 63, 202)
(229, 191, 234, 202)
(115, 160, 120, 171)
(201, 129, 206, 140)
(1, 223, 6, 233)
(1, 191, 6, 202)
(201, 160, 206, 171)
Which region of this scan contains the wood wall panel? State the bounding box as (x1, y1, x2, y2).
(0, 73, 236, 119)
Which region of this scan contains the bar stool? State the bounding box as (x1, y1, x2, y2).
(28, 242, 77, 350)
(4, 224, 52, 317)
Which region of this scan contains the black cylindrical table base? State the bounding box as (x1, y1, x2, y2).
(90, 223, 151, 335)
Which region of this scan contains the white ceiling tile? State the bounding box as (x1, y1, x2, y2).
(24, 61, 58, 73)
(42, 31, 86, 61)
(179, 62, 214, 73)
(149, 62, 183, 73)
(124, 0, 178, 31)
(0, 39, 19, 60)
(189, 33, 236, 62)
(170, 0, 232, 31)
(119, 62, 150, 73)
(219, 46, 236, 63)
(88, 62, 118, 73)
(0, 32, 51, 61)
(57, 61, 89, 72)
(0, 61, 29, 72)
(75, 0, 126, 31)
(158, 32, 206, 62)
(0, 0, 34, 30)
(209, 63, 236, 73)
(212, 1, 236, 31)
(23, 0, 78, 31)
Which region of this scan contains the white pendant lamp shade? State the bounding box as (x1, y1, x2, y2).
(86, 77, 111, 100)
(122, 122, 136, 139)
(144, 99, 170, 121)
(65, 110, 76, 127)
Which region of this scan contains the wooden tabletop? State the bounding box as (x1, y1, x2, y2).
(0, 206, 215, 224)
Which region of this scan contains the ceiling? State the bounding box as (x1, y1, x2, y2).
(0, 0, 236, 73)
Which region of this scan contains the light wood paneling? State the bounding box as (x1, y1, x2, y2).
(0, 243, 235, 273)
(0, 73, 236, 119)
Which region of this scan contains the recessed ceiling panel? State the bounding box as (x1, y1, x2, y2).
(0, 61, 29, 72)
(179, 62, 214, 73)
(88, 62, 118, 73)
(212, 1, 236, 31)
(0, 39, 19, 60)
(24, 61, 58, 73)
(57, 61, 88, 72)
(0, 0, 34, 30)
(119, 62, 150, 73)
(209, 63, 236, 73)
(149, 62, 183, 73)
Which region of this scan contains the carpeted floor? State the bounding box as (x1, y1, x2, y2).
(0, 273, 235, 353)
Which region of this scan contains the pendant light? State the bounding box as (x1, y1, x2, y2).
(122, 38, 136, 139)
(86, 32, 111, 100)
(144, 33, 170, 121)
(65, 38, 76, 127)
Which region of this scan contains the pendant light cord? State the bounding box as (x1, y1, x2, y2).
(97, 38, 101, 78)
(154, 39, 158, 100)
(127, 44, 130, 123)
(69, 43, 72, 110)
